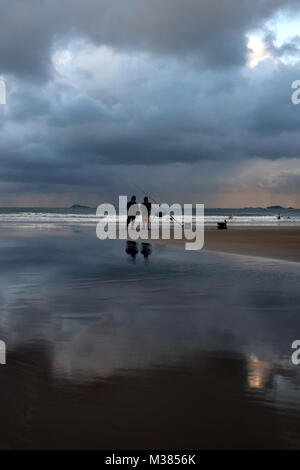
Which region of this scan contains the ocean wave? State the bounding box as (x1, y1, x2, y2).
(0, 212, 299, 226)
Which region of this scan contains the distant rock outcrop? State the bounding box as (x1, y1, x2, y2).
(70, 204, 91, 209)
(267, 205, 284, 210)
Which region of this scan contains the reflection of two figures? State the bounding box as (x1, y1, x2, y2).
(126, 195, 152, 261)
(126, 241, 152, 262)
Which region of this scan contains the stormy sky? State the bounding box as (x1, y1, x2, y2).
(1, 0, 300, 207)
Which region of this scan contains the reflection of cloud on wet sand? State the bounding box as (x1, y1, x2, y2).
(3, 342, 298, 450)
(2, 230, 300, 448)
(248, 355, 272, 389)
(1, 233, 300, 385)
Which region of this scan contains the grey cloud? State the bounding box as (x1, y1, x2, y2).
(265, 31, 300, 60)
(9, 89, 51, 122)
(1, 1, 300, 205)
(2, 57, 300, 177)
(1, 0, 300, 80)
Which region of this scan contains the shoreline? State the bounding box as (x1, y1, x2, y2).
(126, 225, 300, 263)
(0, 222, 299, 263)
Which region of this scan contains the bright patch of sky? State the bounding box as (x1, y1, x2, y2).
(266, 11, 300, 47)
(247, 10, 300, 67)
(247, 36, 271, 68)
(52, 49, 72, 68)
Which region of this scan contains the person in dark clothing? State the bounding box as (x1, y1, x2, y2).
(142, 196, 151, 228)
(127, 195, 137, 227)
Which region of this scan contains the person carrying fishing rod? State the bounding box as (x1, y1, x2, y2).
(133, 183, 183, 228)
(127, 195, 137, 227)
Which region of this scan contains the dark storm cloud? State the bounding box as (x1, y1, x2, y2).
(1, 0, 300, 79)
(9, 89, 51, 121)
(242, 65, 300, 137)
(1, 0, 300, 204)
(2, 57, 300, 181)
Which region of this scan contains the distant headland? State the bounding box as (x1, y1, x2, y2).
(70, 204, 92, 209)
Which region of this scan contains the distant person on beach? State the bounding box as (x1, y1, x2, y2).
(142, 196, 151, 228)
(127, 195, 137, 227)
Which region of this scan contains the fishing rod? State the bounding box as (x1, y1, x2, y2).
(133, 183, 184, 227)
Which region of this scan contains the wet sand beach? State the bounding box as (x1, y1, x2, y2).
(1, 225, 300, 449)
(131, 226, 300, 263)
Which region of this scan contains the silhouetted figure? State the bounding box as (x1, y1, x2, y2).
(127, 195, 137, 227)
(142, 196, 152, 229)
(126, 240, 138, 260)
(141, 242, 152, 260)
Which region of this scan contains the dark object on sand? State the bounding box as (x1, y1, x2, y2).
(217, 220, 227, 230)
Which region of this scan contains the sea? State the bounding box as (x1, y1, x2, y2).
(0, 206, 299, 226)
